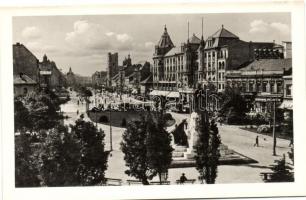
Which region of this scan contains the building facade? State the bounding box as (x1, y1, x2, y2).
(14, 73, 37, 97)
(92, 71, 107, 86)
(225, 58, 292, 113)
(39, 54, 67, 89)
(151, 24, 286, 111)
(66, 67, 76, 87)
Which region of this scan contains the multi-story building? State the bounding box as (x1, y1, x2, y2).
(151, 24, 285, 110)
(225, 58, 292, 113)
(66, 67, 76, 87)
(39, 54, 67, 89)
(13, 43, 40, 82)
(92, 71, 107, 86)
(107, 52, 119, 87)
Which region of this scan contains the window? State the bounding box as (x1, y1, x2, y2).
(249, 83, 254, 92)
(262, 82, 267, 92)
(218, 84, 221, 89)
(286, 84, 292, 96)
(277, 82, 282, 93)
(257, 82, 261, 92)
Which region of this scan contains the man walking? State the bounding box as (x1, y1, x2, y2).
(254, 135, 259, 147)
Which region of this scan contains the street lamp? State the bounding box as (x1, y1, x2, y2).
(272, 100, 277, 156)
(109, 103, 113, 151)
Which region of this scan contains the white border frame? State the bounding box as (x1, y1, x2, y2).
(1, 1, 305, 200)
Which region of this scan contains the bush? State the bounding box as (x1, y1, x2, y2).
(257, 125, 271, 133)
(99, 115, 109, 123)
(163, 113, 173, 121)
(121, 118, 127, 127)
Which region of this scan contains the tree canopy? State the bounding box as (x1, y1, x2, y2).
(195, 112, 221, 184)
(121, 113, 173, 184)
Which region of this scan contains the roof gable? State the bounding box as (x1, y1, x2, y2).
(211, 26, 239, 39)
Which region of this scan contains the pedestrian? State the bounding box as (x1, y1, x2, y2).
(77, 100, 79, 105)
(254, 135, 259, 147)
(77, 110, 79, 115)
(289, 138, 293, 147)
(179, 173, 188, 184)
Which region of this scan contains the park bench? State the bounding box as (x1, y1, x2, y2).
(102, 178, 123, 186)
(260, 172, 275, 182)
(150, 181, 170, 185)
(127, 179, 143, 185)
(176, 179, 196, 184)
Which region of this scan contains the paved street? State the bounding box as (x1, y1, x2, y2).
(61, 91, 293, 185)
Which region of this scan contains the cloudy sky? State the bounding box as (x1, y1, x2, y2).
(13, 13, 291, 76)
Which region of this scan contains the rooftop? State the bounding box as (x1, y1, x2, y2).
(14, 74, 37, 85)
(210, 25, 239, 39)
(157, 25, 174, 49)
(240, 58, 292, 71)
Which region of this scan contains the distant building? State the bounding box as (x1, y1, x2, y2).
(75, 75, 92, 86)
(107, 52, 119, 87)
(13, 43, 40, 82)
(14, 73, 37, 97)
(225, 58, 292, 113)
(282, 41, 292, 59)
(66, 67, 76, 87)
(39, 54, 66, 89)
(111, 55, 152, 94)
(92, 71, 107, 86)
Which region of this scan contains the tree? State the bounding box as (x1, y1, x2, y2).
(71, 117, 108, 186)
(268, 155, 294, 182)
(14, 99, 32, 132)
(219, 86, 249, 124)
(121, 115, 153, 185)
(39, 125, 82, 186)
(195, 112, 221, 184)
(146, 113, 173, 184)
(15, 132, 40, 187)
(288, 148, 294, 164)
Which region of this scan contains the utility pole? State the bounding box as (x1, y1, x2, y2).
(272, 100, 277, 156)
(109, 103, 113, 151)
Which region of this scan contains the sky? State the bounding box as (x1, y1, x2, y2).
(13, 13, 291, 76)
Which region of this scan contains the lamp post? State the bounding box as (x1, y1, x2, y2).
(206, 89, 209, 111)
(109, 103, 113, 151)
(272, 100, 277, 156)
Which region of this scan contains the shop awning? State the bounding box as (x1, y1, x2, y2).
(149, 90, 170, 96)
(279, 100, 293, 110)
(166, 91, 180, 98)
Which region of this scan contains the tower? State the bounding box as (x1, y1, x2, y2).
(153, 25, 174, 88)
(107, 52, 119, 87)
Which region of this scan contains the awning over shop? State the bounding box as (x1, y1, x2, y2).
(149, 90, 170, 96)
(166, 91, 180, 98)
(279, 100, 293, 110)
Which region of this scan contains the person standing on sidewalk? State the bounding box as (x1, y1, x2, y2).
(254, 135, 259, 147)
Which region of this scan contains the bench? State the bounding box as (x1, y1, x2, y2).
(176, 179, 196, 184)
(150, 181, 170, 185)
(260, 172, 275, 182)
(102, 178, 123, 186)
(127, 179, 143, 185)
